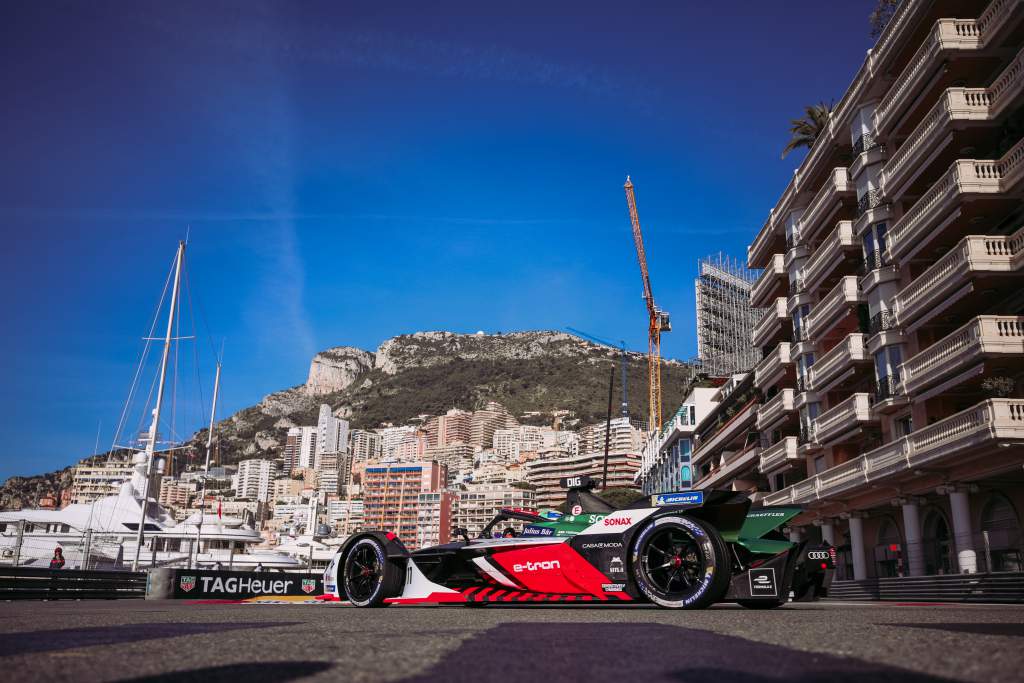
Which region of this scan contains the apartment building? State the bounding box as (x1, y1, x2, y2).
(470, 402, 518, 448)
(493, 425, 546, 460)
(283, 426, 317, 473)
(69, 454, 137, 504)
(636, 387, 719, 494)
(158, 478, 197, 509)
(378, 426, 416, 458)
(416, 491, 456, 548)
(739, 0, 1024, 581)
(362, 461, 446, 549)
(394, 431, 428, 461)
(526, 451, 641, 510)
(424, 442, 477, 484)
(315, 404, 349, 458)
(349, 429, 381, 460)
(235, 459, 277, 502)
(579, 417, 645, 455)
(456, 484, 536, 537)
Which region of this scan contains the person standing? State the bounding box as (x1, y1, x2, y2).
(49, 547, 65, 569)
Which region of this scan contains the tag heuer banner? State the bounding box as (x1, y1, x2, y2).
(150, 569, 324, 600)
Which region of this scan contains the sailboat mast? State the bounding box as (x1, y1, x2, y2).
(132, 240, 185, 571)
(193, 360, 221, 568)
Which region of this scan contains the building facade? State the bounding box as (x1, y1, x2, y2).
(636, 387, 720, 494)
(283, 426, 317, 474)
(695, 253, 764, 377)
(362, 461, 446, 549)
(470, 402, 517, 448)
(69, 454, 137, 504)
(456, 484, 536, 537)
(349, 429, 382, 460)
(416, 490, 456, 548)
(235, 459, 278, 502)
(526, 451, 641, 510)
(738, 0, 1024, 581)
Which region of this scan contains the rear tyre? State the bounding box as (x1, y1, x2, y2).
(737, 599, 785, 609)
(631, 516, 731, 609)
(342, 537, 403, 607)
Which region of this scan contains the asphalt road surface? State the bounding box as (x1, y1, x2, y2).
(1, 600, 1022, 683)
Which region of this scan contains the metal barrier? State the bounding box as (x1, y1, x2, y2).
(0, 567, 147, 600)
(829, 572, 1024, 603)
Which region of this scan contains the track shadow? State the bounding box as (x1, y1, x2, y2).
(0, 622, 299, 657)
(121, 661, 333, 683)
(401, 622, 958, 683)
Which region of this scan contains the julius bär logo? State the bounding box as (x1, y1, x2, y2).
(301, 579, 316, 594)
(179, 575, 196, 592)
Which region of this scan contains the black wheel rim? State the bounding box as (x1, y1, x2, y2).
(345, 545, 381, 602)
(641, 526, 705, 597)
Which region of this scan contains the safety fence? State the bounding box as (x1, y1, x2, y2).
(829, 571, 1024, 603)
(0, 567, 147, 600)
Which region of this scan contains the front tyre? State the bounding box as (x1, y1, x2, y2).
(631, 516, 731, 609)
(342, 537, 403, 607)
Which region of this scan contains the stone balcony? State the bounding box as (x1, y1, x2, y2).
(696, 445, 760, 490)
(693, 401, 759, 466)
(756, 388, 796, 432)
(753, 343, 792, 391)
(813, 393, 877, 447)
(888, 138, 1024, 263)
(751, 254, 786, 308)
(900, 316, 1024, 397)
(894, 226, 1024, 330)
(807, 333, 870, 394)
(758, 436, 800, 475)
(796, 168, 854, 245)
(882, 47, 1024, 199)
(752, 298, 789, 348)
(804, 276, 865, 341)
(764, 398, 1024, 507)
(874, 16, 993, 136)
(749, 214, 786, 270)
(801, 221, 857, 294)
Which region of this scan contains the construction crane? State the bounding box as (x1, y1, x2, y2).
(624, 176, 671, 434)
(565, 327, 629, 418)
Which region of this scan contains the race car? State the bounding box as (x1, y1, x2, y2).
(323, 476, 834, 609)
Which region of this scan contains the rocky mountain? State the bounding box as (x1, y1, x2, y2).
(192, 330, 691, 466)
(2, 331, 693, 497)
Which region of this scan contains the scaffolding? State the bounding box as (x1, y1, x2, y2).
(693, 253, 763, 379)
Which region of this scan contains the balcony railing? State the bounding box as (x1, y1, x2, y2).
(807, 333, 868, 392)
(869, 309, 898, 335)
(756, 388, 797, 432)
(758, 436, 800, 475)
(751, 253, 786, 307)
(765, 398, 1024, 506)
(798, 168, 854, 244)
(749, 214, 782, 270)
(804, 276, 865, 340)
(894, 225, 1024, 328)
(754, 343, 793, 391)
(874, 18, 986, 135)
(752, 298, 789, 348)
(813, 393, 876, 446)
(693, 401, 759, 463)
(880, 49, 1024, 196)
(900, 316, 1024, 396)
(874, 374, 903, 402)
(803, 221, 856, 292)
(855, 188, 886, 218)
(888, 138, 1024, 262)
(852, 133, 880, 156)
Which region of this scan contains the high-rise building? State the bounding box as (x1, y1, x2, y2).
(394, 431, 428, 461)
(424, 442, 477, 484)
(327, 498, 365, 534)
(526, 451, 640, 510)
(362, 461, 446, 549)
(69, 453, 137, 504)
(272, 478, 304, 502)
(540, 429, 580, 457)
(437, 408, 473, 446)
(158, 478, 197, 509)
(579, 417, 644, 455)
(730, 0, 1024, 582)
(315, 404, 349, 460)
(493, 425, 545, 461)
(378, 426, 416, 458)
(236, 459, 278, 502)
(470, 402, 518, 448)
(416, 490, 457, 548)
(456, 484, 536, 537)
(283, 426, 317, 474)
(694, 253, 763, 377)
(316, 450, 352, 496)
(349, 430, 381, 460)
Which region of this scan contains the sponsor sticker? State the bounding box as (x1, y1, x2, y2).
(807, 551, 830, 560)
(522, 526, 555, 537)
(603, 516, 632, 527)
(571, 504, 583, 515)
(513, 560, 561, 572)
(180, 575, 196, 592)
(301, 579, 317, 594)
(581, 541, 623, 550)
(602, 583, 626, 592)
(608, 556, 625, 576)
(652, 491, 704, 507)
(748, 568, 778, 597)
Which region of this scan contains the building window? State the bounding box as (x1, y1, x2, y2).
(813, 456, 827, 474)
(874, 517, 904, 578)
(981, 495, 1023, 573)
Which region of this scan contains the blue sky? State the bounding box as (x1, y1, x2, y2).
(0, 1, 876, 480)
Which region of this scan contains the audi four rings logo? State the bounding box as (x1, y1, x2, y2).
(807, 551, 830, 560)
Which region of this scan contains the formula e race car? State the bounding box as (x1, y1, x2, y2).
(323, 476, 834, 609)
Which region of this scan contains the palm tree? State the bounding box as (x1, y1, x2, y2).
(781, 102, 833, 159)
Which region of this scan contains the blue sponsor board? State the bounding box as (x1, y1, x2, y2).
(652, 491, 704, 507)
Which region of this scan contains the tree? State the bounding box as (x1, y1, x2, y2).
(781, 102, 833, 159)
(870, 0, 900, 39)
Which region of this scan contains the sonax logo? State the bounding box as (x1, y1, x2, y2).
(603, 516, 632, 527)
(512, 560, 561, 572)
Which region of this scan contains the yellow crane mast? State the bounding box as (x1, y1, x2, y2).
(624, 176, 671, 433)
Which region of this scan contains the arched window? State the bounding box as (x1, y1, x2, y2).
(873, 517, 903, 578)
(922, 509, 952, 575)
(981, 495, 1022, 573)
